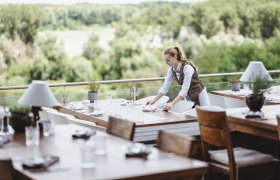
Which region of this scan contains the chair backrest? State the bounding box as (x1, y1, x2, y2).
(157, 131, 200, 158)
(106, 116, 136, 141)
(196, 106, 236, 178)
(0, 159, 15, 180)
(208, 93, 226, 109)
(277, 115, 280, 141)
(170, 99, 194, 113)
(223, 96, 247, 108)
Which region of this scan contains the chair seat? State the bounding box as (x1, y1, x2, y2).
(210, 147, 275, 168)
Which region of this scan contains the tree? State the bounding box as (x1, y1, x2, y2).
(190, 5, 223, 38)
(0, 5, 43, 44)
(29, 35, 68, 81)
(28, 51, 51, 81)
(219, 7, 240, 32)
(66, 57, 94, 82)
(258, 3, 280, 39)
(82, 33, 103, 60)
(132, 3, 186, 39)
(0, 51, 7, 72)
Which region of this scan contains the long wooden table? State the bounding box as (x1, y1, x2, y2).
(55, 100, 199, 143)
(212, 90, 280, 105)
(226, 105, 279, 141)
(0, 125, 208, 180)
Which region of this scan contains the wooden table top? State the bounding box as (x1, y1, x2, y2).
(55, 100, 197, 128)
(226, 105, 279, 140)
(212, 90, 280, 105)
(0, 125, 208, 180)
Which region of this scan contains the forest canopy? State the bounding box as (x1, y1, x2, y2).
(0, 0, 280, 87)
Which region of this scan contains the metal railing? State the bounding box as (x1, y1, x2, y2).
(1, 70, 280, 91)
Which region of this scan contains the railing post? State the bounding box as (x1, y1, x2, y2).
(131, 82, 138, 103)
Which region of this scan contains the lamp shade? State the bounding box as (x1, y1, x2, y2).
(240, 61, 273, 82)
(18, 80, 58, 107)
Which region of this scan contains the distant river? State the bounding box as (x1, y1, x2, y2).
(38, 28, 115, 57)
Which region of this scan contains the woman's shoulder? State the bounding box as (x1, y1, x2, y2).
(183, 64, 194, 70)
(182, 64, 195, 74)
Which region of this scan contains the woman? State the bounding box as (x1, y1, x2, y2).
(147, 47, 209, 112)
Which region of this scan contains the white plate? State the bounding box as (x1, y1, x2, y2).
(88, 110, 105, 117)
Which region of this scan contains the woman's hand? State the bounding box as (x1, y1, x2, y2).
(146, 99, 155, 106)
(163, 102, 174, 112)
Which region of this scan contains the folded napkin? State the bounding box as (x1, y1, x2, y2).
(22, 155, 59, 170)
(142, 105, 157, 112)
(125, 143, 151, 160)
(72, 129, 96, 140)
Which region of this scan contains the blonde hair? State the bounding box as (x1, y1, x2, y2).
(163, 47, 197, 69)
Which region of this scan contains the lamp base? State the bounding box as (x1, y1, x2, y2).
(245, 110, 264, 119)
(31, 106, 42, 126)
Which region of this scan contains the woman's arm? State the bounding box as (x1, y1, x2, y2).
(162, 95, 183, 111)
(146, 93, 164, 105)
(147, 68, 173, 105)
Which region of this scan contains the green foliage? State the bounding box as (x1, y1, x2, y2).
(40, 4, 124, 30)
(194, 39, 280, 83)
(1, 0, 280, 90)
(89, 81, 101, 92)
(10, 105, 31, 114)
(190, 5, 224, 38)
(82, 33, 103, 60)
(66, 57, 94, 82)
(89, 75, 101, 92)
(29, 35, 68, 81)
(131, 3, 191, 39)
(114, 21, 131, 38)
(0, 5, 43, 44)
(107, 31, 142, 80)
(190, 0, 280, 39)
(0, 37, 16, 66)
(0, 52, 6, 72)
(252, 75, 272, 95)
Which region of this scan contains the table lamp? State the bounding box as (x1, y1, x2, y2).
(240, 61, 273, 83)
(18, 80, 58, 126)
(240, 61, 272, 118)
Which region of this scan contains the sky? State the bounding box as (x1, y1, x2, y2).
(0, 0, 207, 5)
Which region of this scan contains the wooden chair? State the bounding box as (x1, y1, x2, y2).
(0, 158, 16, 180)
(196, 106, 278, 180)
(277, 115, 280, 141)
(106, 116, 136, 141)
(157, 130, 202, 159)
(157, 131, 204, 180)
